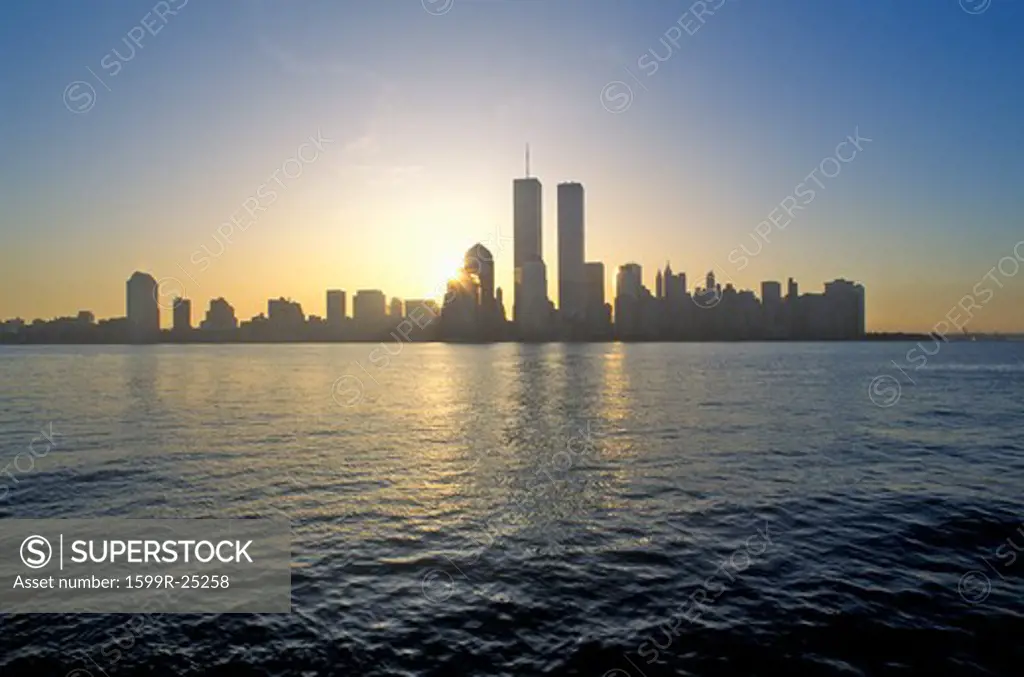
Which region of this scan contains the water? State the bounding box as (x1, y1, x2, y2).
(0, 342, 1022, 676)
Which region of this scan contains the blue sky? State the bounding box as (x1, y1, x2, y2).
(1, 0, 1023, 331)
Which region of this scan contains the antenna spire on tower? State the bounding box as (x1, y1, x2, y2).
(525, 143, 530, 177)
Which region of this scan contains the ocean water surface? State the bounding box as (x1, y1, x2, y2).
(0, 342, 1022, 676)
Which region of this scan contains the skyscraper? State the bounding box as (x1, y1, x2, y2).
(517, 260, 550, 339)
(513, 153, 543, 323)
(663, 263, 685, 301)
(557, 182, 585, 322)
(761, 281, 783, 338)
(615, 263, 644, 340)
(584, 261, 610, 338)
(354, 290, 387, 325)
(126, 271, 159, 343)
(465, 243, 495, 304)
(326, 290, 346, 325)
(584, 262, 605, 311)
(172, 297, 191, 333)
(616, 263, 643, 299)
(824, 279, 866, 338)
(761, 281, 782, 306)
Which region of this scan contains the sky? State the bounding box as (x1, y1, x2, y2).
(2, 0, 1023, 332)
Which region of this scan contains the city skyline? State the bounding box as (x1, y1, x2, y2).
(3, 146, 1017, 339)
(2, 162, 875, 341)
(0, 261, 870, 343)
(3, 1, 1024, 332)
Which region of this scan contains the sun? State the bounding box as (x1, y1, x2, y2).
(427, 254, 466, 299)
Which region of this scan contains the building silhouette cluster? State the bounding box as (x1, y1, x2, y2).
(1, 152, 867, 344)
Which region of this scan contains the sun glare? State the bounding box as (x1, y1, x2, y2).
(427, 254, 466, 300)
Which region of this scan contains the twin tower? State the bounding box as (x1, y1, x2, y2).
(512, 173, 587, 335)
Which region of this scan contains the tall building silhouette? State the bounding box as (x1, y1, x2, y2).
(615, 263, 645, 340)
(761, 281, 782, 306)
(584, 262, 605, 313)
(172, 297, 191, 333)
(513, 150, 543, 323)
(126, 271, 159, 343)
(354, 290, 387, 332)
(439, 244, 506, 341)
(663, 263, 686, 301)
(824, 279, 866, 338)
(557, 182, 585, 323)
(465, 242, 495, 303)
(616, 263, 643, 299)
(517, 260, 550, 340)
(584, 261, 610, 338)
(326, 290, 346, 325)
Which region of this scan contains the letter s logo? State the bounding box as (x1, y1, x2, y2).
(20, 535, 52, 568)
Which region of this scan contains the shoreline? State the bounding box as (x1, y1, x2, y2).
(0, 335, 1009, 346)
